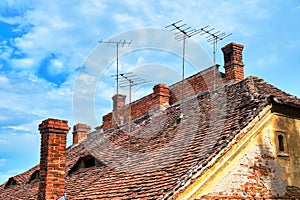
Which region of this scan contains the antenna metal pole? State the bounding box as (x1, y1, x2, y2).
(181, 34, 186, 113)
(199, 26, 231, 89)
(115, 73, 151, 157)
(199, 26, 232, 65)
(99, 39, 132, 124)
(165, 20, 203, 118)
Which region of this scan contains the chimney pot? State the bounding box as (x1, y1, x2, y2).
(152, 84, 170, 111)
(72, 123, 91, 144)
(112, 94, 126, 111)
(221, 42, 245, 82)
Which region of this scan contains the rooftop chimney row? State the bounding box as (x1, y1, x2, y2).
(102, 83, 170, 130)
(102, 42, 245, 130)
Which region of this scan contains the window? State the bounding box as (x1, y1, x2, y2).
(28, 170, 40, 183)
(276, 131, 288, 156)
(278, 135, 284, 152)
(69, 155, 104, 174)
(4, 178, 17, 188)
(84, 157, 96, 168)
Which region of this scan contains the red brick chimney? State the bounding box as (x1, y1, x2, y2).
(152, 84, 170, 110)
(72, 123, 91, 144)
(112, 94, 126, 111)
(221, 43, 245, 82)
(38, 118, 70, 200)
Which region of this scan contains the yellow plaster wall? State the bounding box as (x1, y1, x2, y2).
(177, 110, 300, 199)
(272, 114, 300, 187)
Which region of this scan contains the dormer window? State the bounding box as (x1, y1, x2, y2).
(69, 155, 104, 174)
(28, 170, 40, 183)
(84, 156, 96, 168)
(4, 178, 17, 189)
(276, 131, 288, 156)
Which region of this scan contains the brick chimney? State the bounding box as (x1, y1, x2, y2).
(152, 84, 170, 110)
(112, 94, 126, 111)
(221, 43, 245, 82)
(38, 118, 70, 200)
(72, 123, 91, 144)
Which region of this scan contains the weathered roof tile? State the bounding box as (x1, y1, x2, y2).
(1, 76, 300, 199)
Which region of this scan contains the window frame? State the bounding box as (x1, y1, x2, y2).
(275, 131, 289, 157)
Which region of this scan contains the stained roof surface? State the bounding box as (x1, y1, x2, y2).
(1, 76, 300, 200)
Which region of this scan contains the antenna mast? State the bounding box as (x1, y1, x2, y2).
(114, 72, 150, 158)
(165, 20, 203, 118)
(117, 72, 151, 133)
(199, 26, 232, 65)
(99, 39, 132, 123)
(199, 26, 231, 89)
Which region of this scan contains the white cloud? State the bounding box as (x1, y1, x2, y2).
(0, 75, 9, 85)
(0, 159, 6, 166)
(4, 125, 29, 132)
(0, 41, 13, 60)
(0, 168, 26, 185)
(0, 139, 8, 145)
(0, 0, 292, 127)
(10, 58, 35, 69)
(76, 73, 97, 87)
(4, 1, 106, 76)
(0, 132, 40, 155)
(0, 0, 299, 185)
(0, 116, 8, 121)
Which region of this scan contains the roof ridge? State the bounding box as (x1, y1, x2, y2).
(246, 76, 300, 108)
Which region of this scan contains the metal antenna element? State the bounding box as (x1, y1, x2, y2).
(112, 72, 151, 157)
(199, 26, 232, 65)
(99, 39, 132, 123)
(165, 20, 203, 118)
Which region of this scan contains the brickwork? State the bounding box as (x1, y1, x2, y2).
(222, 42, 244, 82)
(102, 83, 171, 130)
(1, 75, 300, 200)
(198, 117, 300, 199)
(102, 66, 224, 130)
(152, 83, 170, 110)
(112, 94, 126, 111)
(101, 43, 246, 131)
(129, 94, 153, 119)
(72, 123, 91, 144)
(38, 118, 70, 200)
(169, 66, 222, 104)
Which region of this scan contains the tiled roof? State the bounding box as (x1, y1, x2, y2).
(0, 76, 299, 200)
(0, 165, 39, 199)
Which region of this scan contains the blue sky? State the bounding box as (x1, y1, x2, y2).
(0, 0, 300, 184)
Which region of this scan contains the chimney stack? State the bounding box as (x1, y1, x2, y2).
(221, 43, 245, 82)
(38, 118, 70, 200)
(72, 123, 91, 144)
(112, 94, 126, 111)
(152, 84, 170, 111)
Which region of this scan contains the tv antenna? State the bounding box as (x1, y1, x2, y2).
(165, 20, 203, 118)
(199, 26, 232, 65)
(99, 39, 132, 123)
(112, 72, 151, 157)
(118, 72, 151, 133)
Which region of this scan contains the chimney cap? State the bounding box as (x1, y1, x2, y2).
(221, 42, 244, 51)
(153, 83, 168, 89)
(73, 123, 91, 130)
(38, 118, 70, 132)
